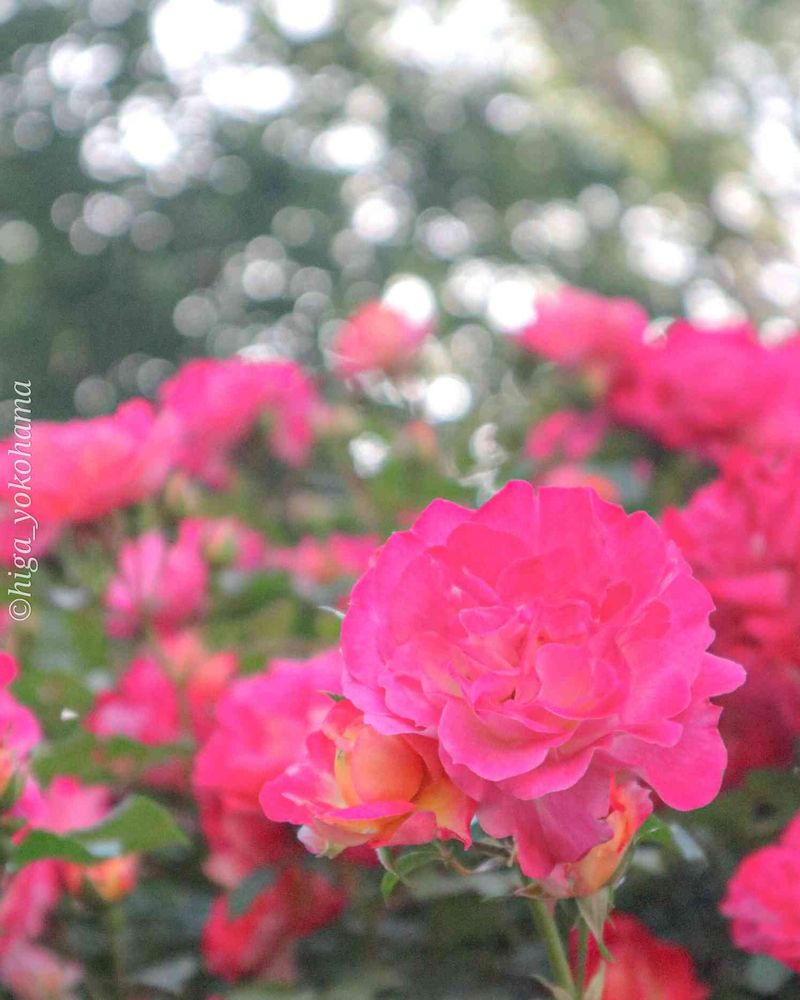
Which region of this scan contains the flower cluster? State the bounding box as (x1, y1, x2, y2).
(3, 280, 798, 997)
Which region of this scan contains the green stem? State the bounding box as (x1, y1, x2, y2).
(102, 903, 127, 1000)
(575, 918, 590, 994)
(529, 898, 577, 997)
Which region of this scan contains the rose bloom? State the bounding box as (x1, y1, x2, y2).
(524, 410, 607, 464)
(330, 300, 431, 379)
(269, 533, 379, 593)
(88, 640, 237, 786)
(160, 358, 322, 487)
(518, 287, 647, 382)
(156, 631, 239, 743)
(717, 658, 800, 787)
(194, 651, 343, 883)
(0, 653, 41, 801)
(202, 867, 345, 983)
(199, 794, 296, 889)
(341, 481, 743, 878)
(663, 449, 800, 667)
(177, 517, 268, 572)
(721, 812, 800, 971)
(260, 699, 474, 855)
(537, 777, 651, 898)
(572, 912, 709, 999)
(87, 655, 184, 788)
(105, 530, 208, 639)
(0, 940, 81, 1000)
(0, 399, 175, 536)
(609, 320, 796, 461)
(0, 861, 60, 959)
(195, 650, 342, 813)
(537, 463, 620, 504)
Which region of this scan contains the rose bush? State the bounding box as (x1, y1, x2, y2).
(0, 284, 797, 998)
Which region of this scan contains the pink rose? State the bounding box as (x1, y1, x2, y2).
(105, 530, 208, 639)
(341, 481, 743, 878)
(610, 320, 786, 461)
(268, 533, 379, 594)
(160, 358, 322, 487)
(194, 650, 342, 813)
(663, 449, 800, 667)
(721, 812, 800, 971)
(177, 517, 268, 572)
(330, 301, 430, 378)
(202, 867, 345, 983)
(518, 287, 647, 378)
(524, 409, 607, 464)
(0, 400, 176, 538)
(260, 698, 475, 855)
(194, 650, 343, 886)
(0, 654, 41, 801)
(0, 941, 81, 1000)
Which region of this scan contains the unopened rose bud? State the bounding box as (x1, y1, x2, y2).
(64, 854, 138, 904)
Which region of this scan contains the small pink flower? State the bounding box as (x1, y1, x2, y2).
(0, 861, 60, 960)
(0, 940, 81, 1000)
(330, 301, 430, 378)
(177, 517, 268, 571)
(105, 530, 208, 638)
(341, 480, 744, 878)
(518, 287, 647, 376)
(260, 699, 475, 855)
(538, 463, 620, 503)
(87, 655, 184, 788)
(160, 358, 322, 486)
(269, 533, 379, 593)
(202, 867, 345, 983)
(524, 410, 607, 464)
(721, 812, 800, 971)
(0, 654, 41, 801)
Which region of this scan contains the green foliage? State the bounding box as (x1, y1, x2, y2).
(10, 794, 188, 868)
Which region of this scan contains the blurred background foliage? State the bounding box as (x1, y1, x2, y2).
(2, 0, 800, 424)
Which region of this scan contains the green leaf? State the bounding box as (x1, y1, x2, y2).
(10, 795, 188, 868)
(584, 963, 607, 1000)
(576, 889, 610, 946)
(380, 870, 400, 901)
(532, 975, 573, 1000)
(635, 814, 680, 853)
(34, 731, 189, 784)
(635, 815, 705, 862)
(379, 844, 443, 900)
(229, 867, 278, 917)
(10, 830, 97, 866)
